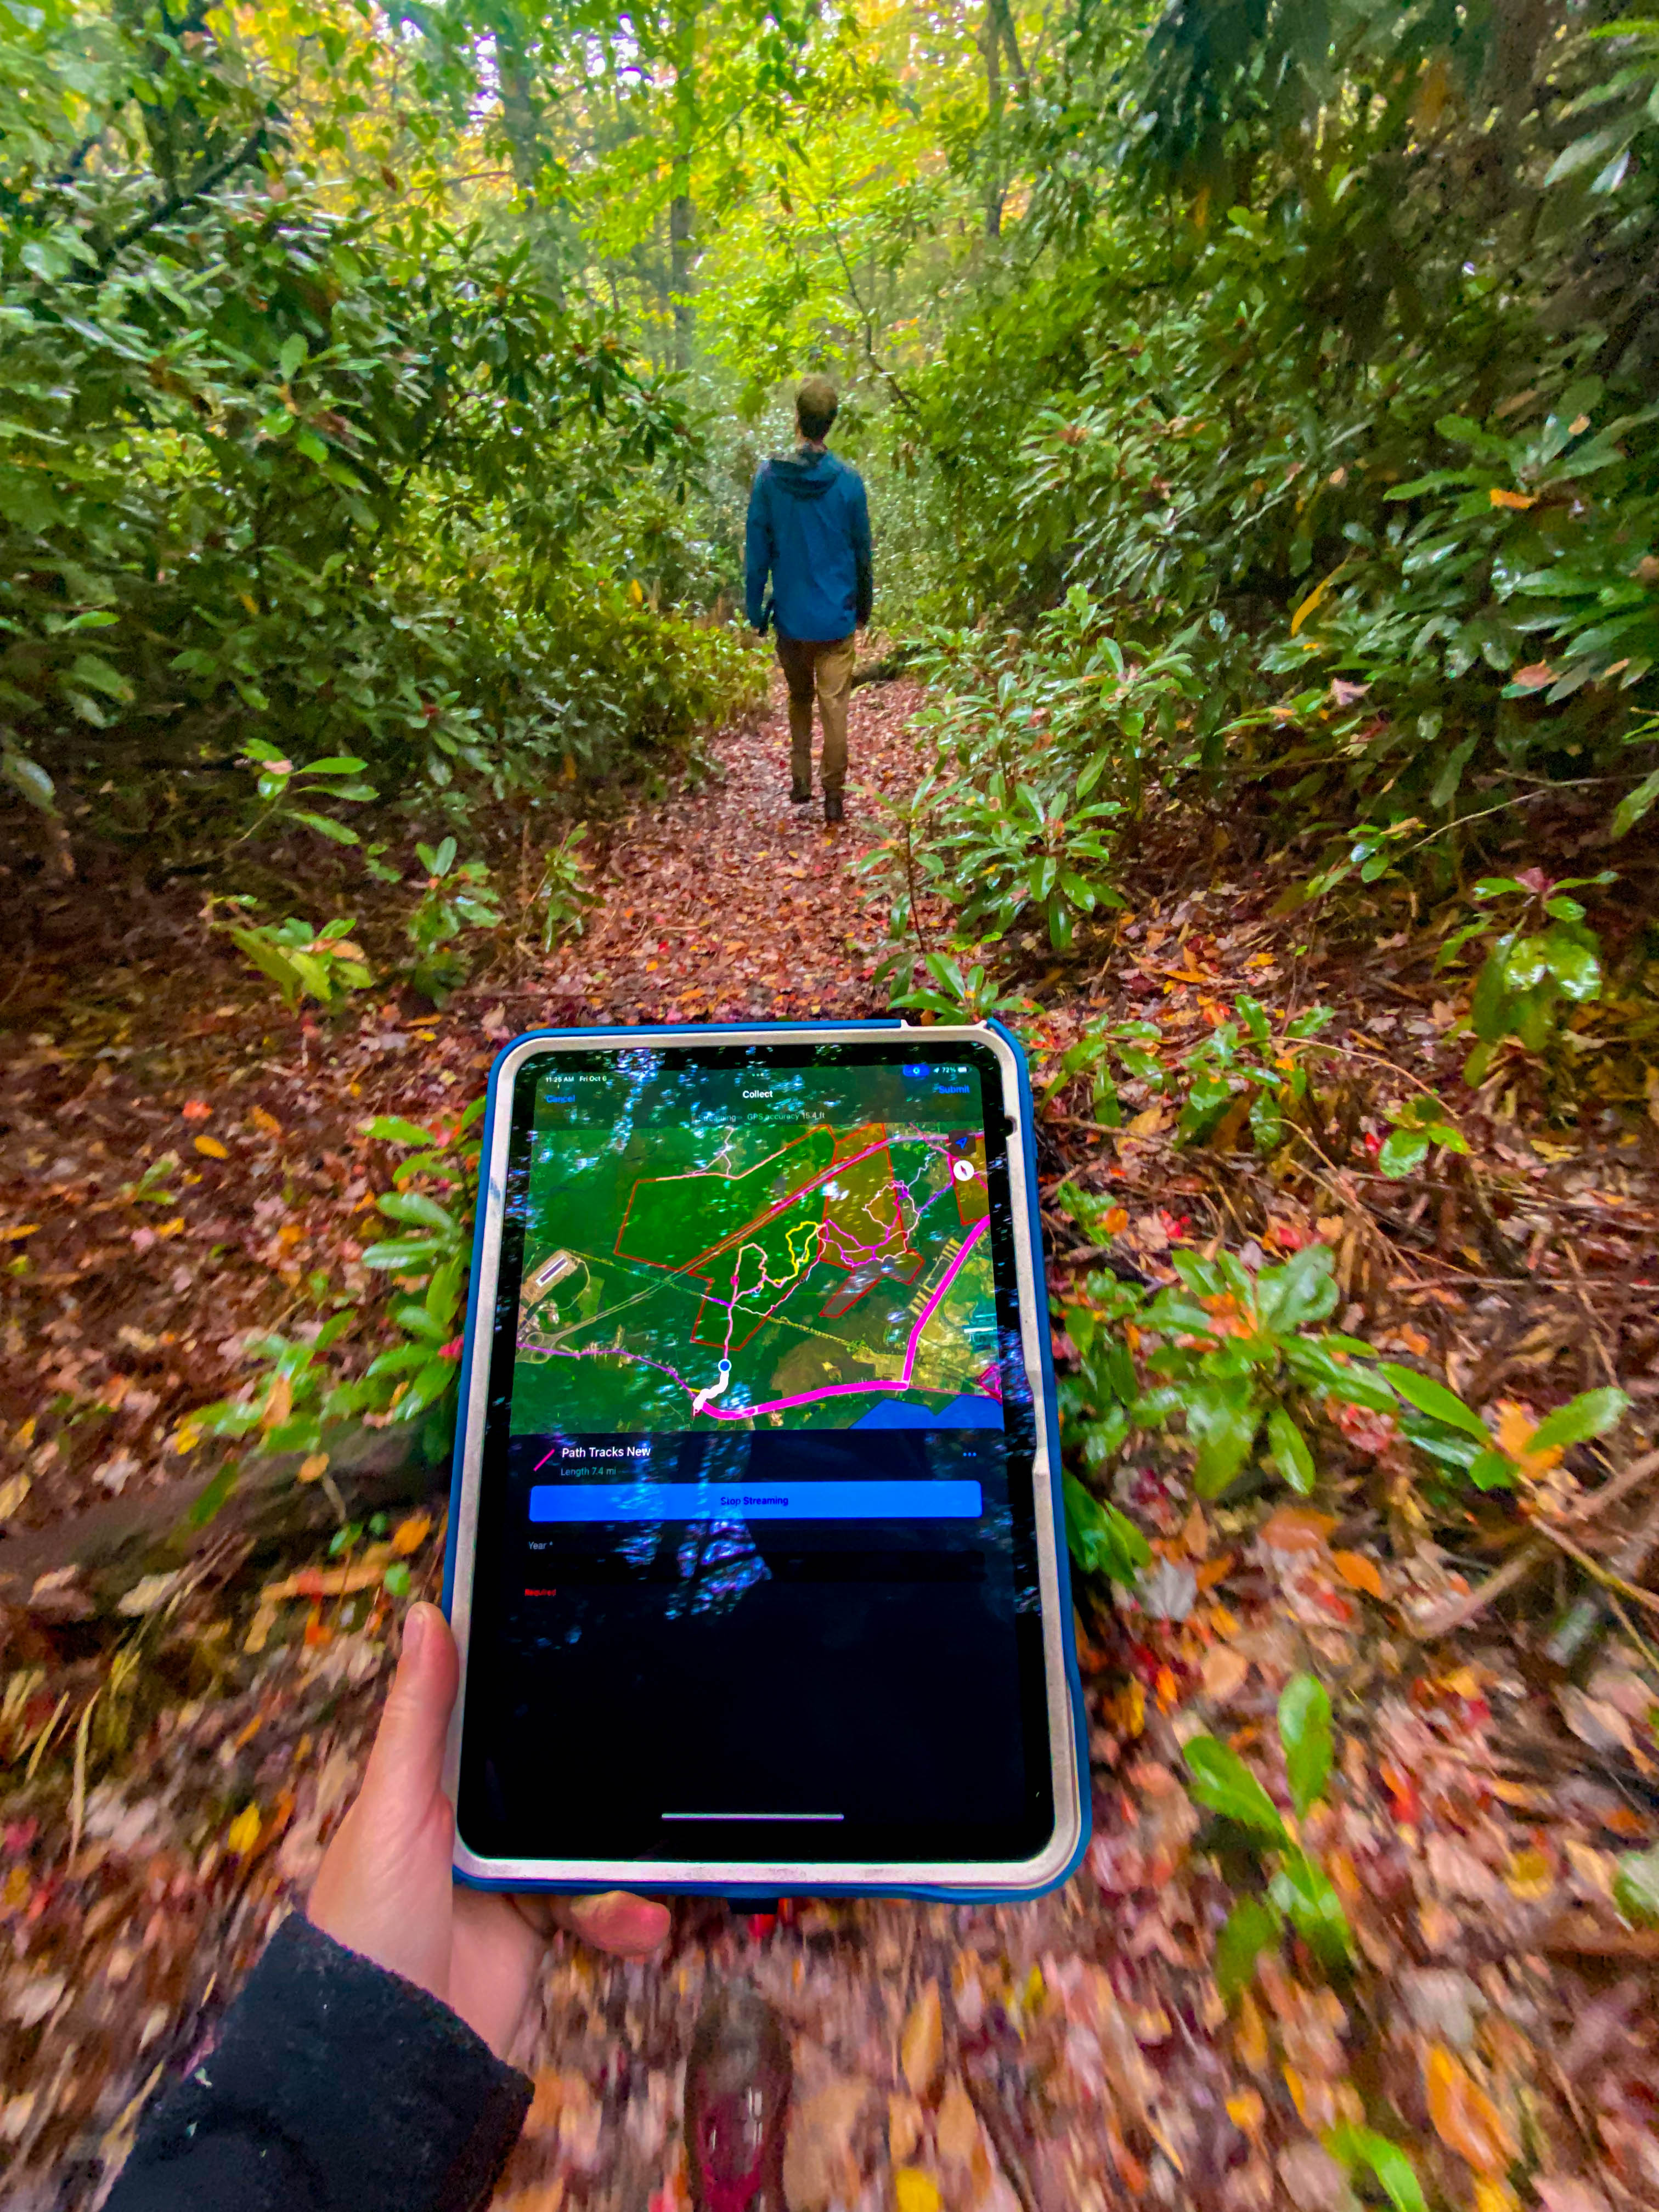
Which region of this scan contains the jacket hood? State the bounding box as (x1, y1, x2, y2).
(765, 449, 839, 500)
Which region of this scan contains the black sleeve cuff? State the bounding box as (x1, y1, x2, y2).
(109, 1914, 532, 2212)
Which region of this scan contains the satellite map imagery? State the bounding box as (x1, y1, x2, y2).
(509, 1074, 1004, 1436)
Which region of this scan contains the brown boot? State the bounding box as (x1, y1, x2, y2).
(824, 792, 844, 825)
(789, 779, 811, 804)
(685, 1982, 792, 2212)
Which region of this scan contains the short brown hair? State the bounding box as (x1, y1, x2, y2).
(796, 375, 839, 442)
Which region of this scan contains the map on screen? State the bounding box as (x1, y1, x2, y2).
(510, 1109, 1003, 1435)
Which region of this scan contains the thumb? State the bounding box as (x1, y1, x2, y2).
(356, 1601, 459, 1836)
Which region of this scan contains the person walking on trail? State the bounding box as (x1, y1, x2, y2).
(744, 375, 873, 825)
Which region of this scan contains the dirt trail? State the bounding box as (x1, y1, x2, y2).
(4, 685, 1656, 2212)
(532, 675, 920, 1028)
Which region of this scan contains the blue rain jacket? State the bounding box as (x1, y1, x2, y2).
(744, 448, 873, 642)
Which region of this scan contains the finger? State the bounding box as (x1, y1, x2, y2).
(450, 1888, 546, 2059)
(357, 1602, 459, 1832)
(553, 1890, 673, 1959)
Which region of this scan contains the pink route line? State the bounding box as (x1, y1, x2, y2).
(699, 1212, 991, 1420)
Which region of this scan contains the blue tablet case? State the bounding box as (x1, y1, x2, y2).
(441, 1019, 1089, 1903)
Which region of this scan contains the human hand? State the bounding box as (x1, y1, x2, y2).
(308, 1601, 670, 2057)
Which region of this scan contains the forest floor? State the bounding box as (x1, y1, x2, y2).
(2, 677, 1657, 2212)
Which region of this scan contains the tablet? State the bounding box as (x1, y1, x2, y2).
(441, 1020, 1086, 1899)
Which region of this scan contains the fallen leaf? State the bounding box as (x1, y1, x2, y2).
(116, 1572, 180, 1617)
(1489, 488, 1536, 511)
(1259, 1506, 1336, 1553)
(894, 2172, 940, 2212)
(900, 1980, 943, 2097)
(227, 1803, 262, 1856)
(392, 1510, 433, 1556)
(1333, 1550, 1385, 1598)
(0, 1472, 30, 1518)
(935, 2078, 979, 2165)
(1226, 2088, 1264, 2135)
(0, 1223, 39, 1244)
(781, 2076, 870, 2212)
(1202, 1645, 1250, 1701)
(1424, 2044, 1516, 2177)
(297, 1452, 329, 1484)
(1504, 1846, 1554, 1900)
(194, 1135, 229, 1159)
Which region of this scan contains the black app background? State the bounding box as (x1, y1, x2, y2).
(455, 1041, 1057, 1868)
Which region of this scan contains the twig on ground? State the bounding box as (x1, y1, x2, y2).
(1412, 1539, 1548, 1639)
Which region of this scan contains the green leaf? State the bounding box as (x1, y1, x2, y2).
(1542, 935, 1602, 1002)
(361, 1236, 446, 1269)
(1186, 1381, 1265, 1498)
(1611, 768, 1659, 840)
(1269, 1849, 1352, 1967)
(376, 1190, 457, 1232)
(182, 1459, 240, 1532)
(1182, 1736, 1289, 1841)
(382, 1561, 412, 1597)
(1259, 1243, 1337, 1331)
(1215, 1897, 1282, 2000)
(1613, 1843, 1659, 1928)
(1378, 1129, 1430, 1179)
(364, 1116, 438, 1147)
(278, 333, 307, 380)
(1469, 1449, 1516, 1490)
(1278, 1673, 1333, 1818)
(292, 809, 362, 846)
(1, 749, 54, 810)
(1063, 1474, 1150, 1586)
(1266, 1406, 1317, 1495)
(1379, 1363, 1486, 1439)
(1530, 1386, 1628, 1454)
(1326, 2126, 1429, 2212)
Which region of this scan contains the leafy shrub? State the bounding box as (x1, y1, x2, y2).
(180, 1107, 481, 1481)
(1436, 868, 1611, 1085)
(859, 591, 1198, 963)
(405, 840, 503, 1005)
(528, 827, 599, 951)
(213, 910, 373, 1009)
(1044, 1000, 1334, 1155)
(0, 5, 757, 836)
(1187, 1673, 1351, 1984)
(1062, 1243, 1397, 1500)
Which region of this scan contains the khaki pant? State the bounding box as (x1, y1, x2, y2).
(776, 633, 854, 797)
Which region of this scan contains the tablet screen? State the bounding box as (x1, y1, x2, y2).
(456, 1038, 1056, 1869)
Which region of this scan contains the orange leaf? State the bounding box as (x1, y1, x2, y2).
(1493, 1400, 1562, 1476)
(1510, 661, 1554, 690)
(194, 1135, 229, 1160)
(250, 1105, 283, 1137)
(1488, 487, 1536, 510)
(1259, 1506, 1336, 1554)
(392, 1510, 433, 1556)
(180, 1099, 213, 1122)
(1424, 2045, 1516, 2177)
(1333, 1550, 1385, 1598)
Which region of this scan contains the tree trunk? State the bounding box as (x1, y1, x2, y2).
(980, 1, 1003, 240)
(498, 37, 543, 198)
(669, 2, 698, 371)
